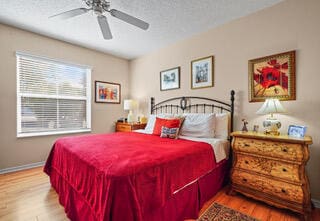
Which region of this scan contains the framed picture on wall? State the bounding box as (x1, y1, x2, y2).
(95, 81, 121, 103)
(160, 67, 180, 91)
(248, 50, 296, 102)
(191, 56, 214, 89)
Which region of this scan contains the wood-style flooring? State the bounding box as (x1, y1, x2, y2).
(0, 167, 319, 221)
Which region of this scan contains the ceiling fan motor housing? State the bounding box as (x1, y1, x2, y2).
(84, 0, 110, 15)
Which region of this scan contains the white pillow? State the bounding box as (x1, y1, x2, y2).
(179, 113, 215, 138)
(144, 113, 174, 133)
(214, 113, 230, 140)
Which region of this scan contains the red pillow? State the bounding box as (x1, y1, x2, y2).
(152, 117, 181, 136)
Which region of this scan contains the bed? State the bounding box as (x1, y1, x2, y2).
(44, 90, 235, 221)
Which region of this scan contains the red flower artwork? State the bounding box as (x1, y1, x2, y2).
(249, 50, 295, 102)
(253, 59, 288, 93)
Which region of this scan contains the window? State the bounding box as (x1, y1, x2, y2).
(16, 52, 91, 137)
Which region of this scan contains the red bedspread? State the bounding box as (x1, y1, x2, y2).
(44, 132, 217, 221)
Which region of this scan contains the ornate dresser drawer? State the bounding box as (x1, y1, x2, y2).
(232, 169, 303, 203)
(233, 137, 304, 161)
(236, 153, 300, 183)
(229, 131, 312, 221)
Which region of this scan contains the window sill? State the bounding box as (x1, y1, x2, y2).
(17, 129, 91, 138)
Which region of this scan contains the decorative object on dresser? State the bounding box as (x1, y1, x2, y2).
(253, 125, 259, 133)
(229, 131, 312, 221)
(248, 50, 296, 102)
(288, 125, 307, 138)
(123, 99, 137, 123)
(191, 55, 214, 89)
(115, 121, 146, 132)
(241, 119, 248, 132)
(95, 80, 121, 103)
(160, 67, 180, 91)
(256, 98, 286, 135)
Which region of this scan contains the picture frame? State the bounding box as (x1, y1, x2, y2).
(248, 50, 296, 102)
(288, 125, 307, 138)
(191, 56, 214, 89)
(95, 81, 121, 103)
(160, 67, 180, 91)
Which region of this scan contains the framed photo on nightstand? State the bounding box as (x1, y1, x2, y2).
(288, 125, 307, 138)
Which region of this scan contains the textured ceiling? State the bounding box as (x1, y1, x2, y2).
(0, 0, 283, 59)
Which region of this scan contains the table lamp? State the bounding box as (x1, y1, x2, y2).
(124, 99, 136, 123)
(256, 98, 286, 135)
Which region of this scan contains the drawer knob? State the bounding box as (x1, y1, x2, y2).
(242, 178, 247, 182)
(245, 160, 249, 164)
(281, 189, 286, 193)
(282, 148, 288, 152)
(282, 168, 287, 172)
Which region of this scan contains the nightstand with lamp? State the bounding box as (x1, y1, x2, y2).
(116, 99, 146, 132)
(123, 99, 136, 123)
(229, 98, 313, 220)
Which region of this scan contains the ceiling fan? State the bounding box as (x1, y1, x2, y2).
(50, 0, 149, 40)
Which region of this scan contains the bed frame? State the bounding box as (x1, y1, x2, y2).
(150, 90, 235, 133)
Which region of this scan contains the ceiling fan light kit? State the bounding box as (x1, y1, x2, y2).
(50, 0, 149, 40)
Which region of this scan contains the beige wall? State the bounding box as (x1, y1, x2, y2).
(0, 24, 129, 169)
(130, 0, 320, 200)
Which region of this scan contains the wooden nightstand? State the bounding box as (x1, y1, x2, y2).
(115, 122, 147, 132)
(229, 131, 312, 221)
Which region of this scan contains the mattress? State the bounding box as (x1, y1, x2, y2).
(135, 129, 230, 163)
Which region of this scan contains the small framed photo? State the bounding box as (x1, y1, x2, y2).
(160, 67, 180, 91)
(288, 125, 307, 138)
(191, 56, 214, 89)
(95, 81, 121, 103)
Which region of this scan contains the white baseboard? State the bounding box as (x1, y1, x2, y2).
(312, 198, 320, 208)
(0, 161, 45, 174)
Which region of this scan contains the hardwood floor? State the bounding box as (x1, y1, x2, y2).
(0, 167, 319, 221)
(0, 167, 68, 221)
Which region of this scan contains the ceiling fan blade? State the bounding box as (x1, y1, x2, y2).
(110, 9, 149, 30)
(49, 8, 90, 19)
(97, 15, 113, 40)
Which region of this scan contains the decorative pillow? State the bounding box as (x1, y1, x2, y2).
(144, 114, 174, 133)
(179, 113, 215, 138)
(152, 117, 182, 136)
(214, 113, 230, 140)
(160, 126, 179, 139)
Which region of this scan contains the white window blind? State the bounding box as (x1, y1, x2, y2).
(16, 52, 91, 137)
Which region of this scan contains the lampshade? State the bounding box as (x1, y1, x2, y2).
(256, 99, 286, 115)
(256, 98, 286, 136)
(124, 99, 134, 110)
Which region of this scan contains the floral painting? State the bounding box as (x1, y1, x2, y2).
(249, 51, 296, 102)
(95, 81, 121, 103)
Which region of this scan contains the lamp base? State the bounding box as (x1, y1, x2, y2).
(263, 118, 281, 136)
(127, 110, 134, 123)
(264, 130, 280, 136)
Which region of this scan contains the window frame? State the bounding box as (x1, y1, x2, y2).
(16, 52, 92, 138)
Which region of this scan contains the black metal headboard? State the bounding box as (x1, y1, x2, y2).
(151, 90, 235, 132)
